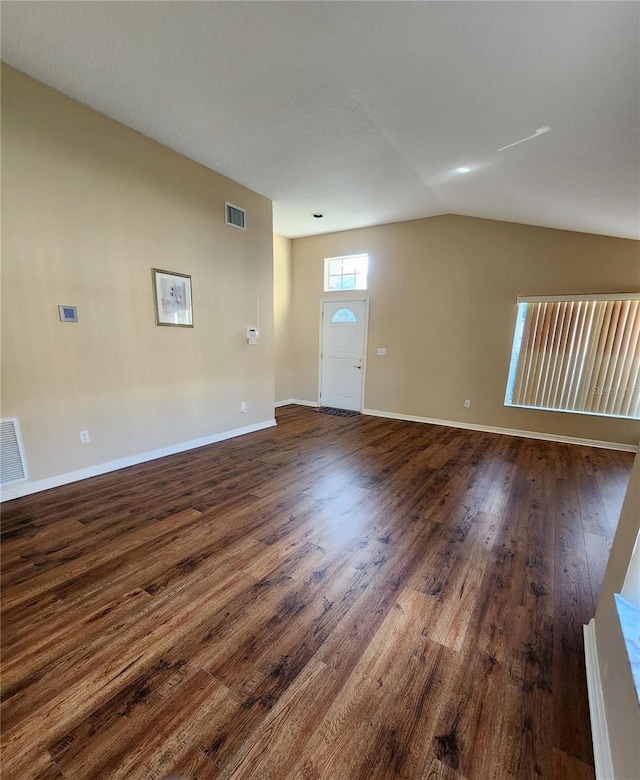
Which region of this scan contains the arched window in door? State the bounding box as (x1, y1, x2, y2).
(331, 308, 357, 323)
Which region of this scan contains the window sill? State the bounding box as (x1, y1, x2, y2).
(504, 402, 639, 421)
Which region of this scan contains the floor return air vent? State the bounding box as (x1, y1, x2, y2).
(0, 417, 30, 486)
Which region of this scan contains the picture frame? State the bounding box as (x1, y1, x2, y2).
(152, 268, 193, 328)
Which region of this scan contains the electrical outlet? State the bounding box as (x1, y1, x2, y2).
(241, 402, 248, 413)
(377, 348, 387, 356)
(80, 430, 90, 443)
(464, 400, 471, 408)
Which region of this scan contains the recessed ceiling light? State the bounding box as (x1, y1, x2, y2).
(313, 213, 323, 218)
(455, 167, 471, 173)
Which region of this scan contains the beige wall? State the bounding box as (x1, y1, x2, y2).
(1, 65, 274, 483)
(291, 216, 640, 446)
(595, 447, 640, 778)
(273, 234, 293, 403)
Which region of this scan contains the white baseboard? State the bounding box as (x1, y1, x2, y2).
(0, 419, 277, 502)
(275, 398, 319, 408)
(584, 619, 615, 780)
(360, 408, 637, 453)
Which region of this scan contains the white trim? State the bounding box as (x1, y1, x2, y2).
(360, 408, 637, 453)
(584, 619, 615, 780)
(275, 398, 319, 408)
(518, 292, 640, 304)
(0, 419, 276, 502)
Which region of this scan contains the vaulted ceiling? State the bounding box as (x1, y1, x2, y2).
(2, 1, 639, 239)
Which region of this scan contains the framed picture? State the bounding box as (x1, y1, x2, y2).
(152, 268, 193, 327)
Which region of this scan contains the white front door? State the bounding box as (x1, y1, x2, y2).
(320, 300, 367, 411)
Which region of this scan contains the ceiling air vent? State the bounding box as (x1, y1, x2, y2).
(1, 417, 30, 487)
(225, 202, 246, 231)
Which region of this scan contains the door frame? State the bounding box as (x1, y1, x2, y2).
(317, 297, 370, 411)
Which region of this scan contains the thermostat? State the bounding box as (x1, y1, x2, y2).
(247, 327, 258, 344)
(59, 305, 78, 322)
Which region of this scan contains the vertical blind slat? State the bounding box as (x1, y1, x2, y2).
(576, 300, 608, 412)
(588, 301, 622, 413)
(560, 301, 587, 409)
(516, 300, 545, 407)
(518, 302, 540, 406)
(616, 301, 640, 416)
(539, 303, 562, 408)
(512, 305, 532, 404)
(551, 301, 572, 407)
(531, 303, 554, 407)
(621, 342, 640, 418)
(605, 300, 631, 416)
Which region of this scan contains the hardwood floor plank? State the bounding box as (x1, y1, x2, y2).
(166, 746, 221, 779)
(26, 752, 65, 780)
(575, 472, 613, 540)
(1, 587, 151, 698)
(52, 667, 228, 779)
(284, 588, 455, 780)
(421, 756, 467, 780)
(217, 658, 338, 780)
(315, 575, 403, 676)
(0, 404, 632, 779)
(493, 606, 554, 778)
(552, 747, 595, 780)
(409, 509, 500, 651)
(583, 531, 611, 610)
(430, 645, 502, 779)
(553, 541, 595, 766)
(0, 589, 64, 648)
(462, 438, 517, 518)
(555, 477, 586, 554)
(49, 659, 200, 771)
(194, 688, 272, 770)
(1, 558, 258, 775)
(1, 517, 86, 565)
(1, 508, 203, 609)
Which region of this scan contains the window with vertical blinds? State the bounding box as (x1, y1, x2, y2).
(505, 293, 640, 419)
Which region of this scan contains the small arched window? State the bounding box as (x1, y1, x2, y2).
(331, 308, 357, 323)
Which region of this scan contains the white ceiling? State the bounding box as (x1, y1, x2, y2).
(2, 1, 639, 240)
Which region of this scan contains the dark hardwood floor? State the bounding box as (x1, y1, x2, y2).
(1, 405, 633, 779)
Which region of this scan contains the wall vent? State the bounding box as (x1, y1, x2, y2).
(1, 417, 29, 486)
(225, 202, 246, 231)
